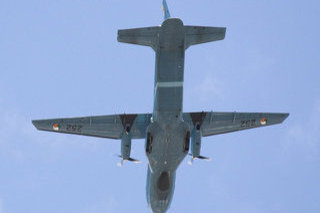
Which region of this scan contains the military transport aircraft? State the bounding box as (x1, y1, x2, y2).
(32, 1, 289, 212)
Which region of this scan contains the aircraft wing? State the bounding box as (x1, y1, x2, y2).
(32, 112, 288, 139)
(183, 112, 289, 136)
(32, 113, 152, 139)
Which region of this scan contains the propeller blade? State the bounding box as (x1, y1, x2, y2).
(117, 155, 141, 165)
(197, 155, 211, 161)
(127, 157, 142, 164)
(187, 154, 211, 164)
(187, 157, 195, 165)
(117, 159, 124, 167)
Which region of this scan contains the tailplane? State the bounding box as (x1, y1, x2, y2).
(117, 26, 160, 50)
(117, 1, 226, 50)
(118, 25, 226, 50)
(184, 26, 226, 49)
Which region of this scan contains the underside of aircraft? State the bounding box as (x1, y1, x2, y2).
(32, 1, 289, 212)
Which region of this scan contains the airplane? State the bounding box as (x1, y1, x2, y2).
(32, 1, 289, 212)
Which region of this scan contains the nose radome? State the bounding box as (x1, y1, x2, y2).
(151, 200, 169, 213)
(157, 171, 170, 191)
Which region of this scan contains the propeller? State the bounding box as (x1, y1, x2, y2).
(197, 155, 211, 161)
(187, 157, 196, 165)
(117, 155, 141, 167)
(188, 154, 211, 165)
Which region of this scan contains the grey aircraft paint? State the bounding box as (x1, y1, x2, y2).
(32, 1, 289, 212)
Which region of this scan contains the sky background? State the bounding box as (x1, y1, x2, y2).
(0, 0, 319, 212)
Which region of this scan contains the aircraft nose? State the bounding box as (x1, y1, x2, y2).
(150, 200, 169, 213)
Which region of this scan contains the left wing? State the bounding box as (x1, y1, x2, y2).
(32, 113, 152, 139)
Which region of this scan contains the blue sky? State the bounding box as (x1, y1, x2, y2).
(0, 0, 319, 212)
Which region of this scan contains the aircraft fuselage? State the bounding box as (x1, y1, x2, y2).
(31, 2, 289, 213)
(145, 18, 189, 213)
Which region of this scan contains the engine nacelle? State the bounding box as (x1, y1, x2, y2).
(121, 128, 132, 160)
(190, 123, 210, 162)
(191, 123, 202, 158)
(118, 124, 140, 165)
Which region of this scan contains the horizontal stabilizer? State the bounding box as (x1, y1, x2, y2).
(184, 26, 226, 49)
(118, 26, 160, 50)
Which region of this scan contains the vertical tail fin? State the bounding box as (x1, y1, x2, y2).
(162, 0, 171, 20)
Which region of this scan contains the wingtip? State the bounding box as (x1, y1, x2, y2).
(31, 119, 49, 131)
(283, 112, 290, 119)
(280, 113, 290, 123)
(31, 120, 39, 129)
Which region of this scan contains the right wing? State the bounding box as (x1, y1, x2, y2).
(183, 112, 289, 136)
(32, 113, 152, 139)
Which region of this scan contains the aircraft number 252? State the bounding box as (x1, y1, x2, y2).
(240, 119, 256, 128)
(66, 124, 83, 132)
